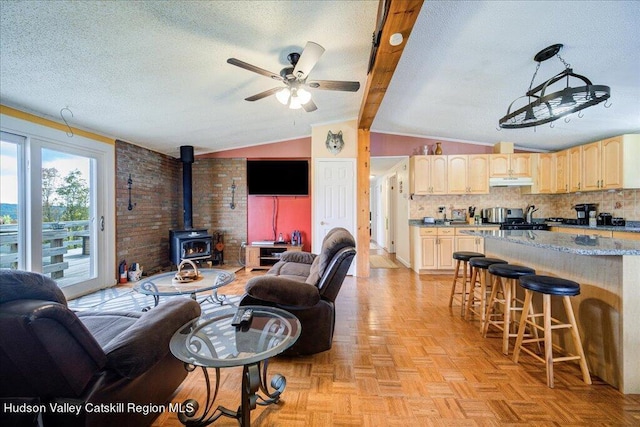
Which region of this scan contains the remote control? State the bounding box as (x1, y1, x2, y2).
(231, 308, 253, 327)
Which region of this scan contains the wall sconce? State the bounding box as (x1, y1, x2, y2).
(127, 174, 135, 211)
(230, 179, 236, 210)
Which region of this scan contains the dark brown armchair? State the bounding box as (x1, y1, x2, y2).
(0, 269, 201, 427)
(240, 227, 356, 355)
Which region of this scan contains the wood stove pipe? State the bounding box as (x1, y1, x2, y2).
(180, 145, 194, 229)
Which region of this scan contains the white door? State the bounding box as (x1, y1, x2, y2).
(313, 159, 356, 256)
(386, 174, 397, 253)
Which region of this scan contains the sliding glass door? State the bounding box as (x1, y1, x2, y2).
(1, 120, 115, 298)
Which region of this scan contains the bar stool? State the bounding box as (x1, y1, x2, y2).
(513, 275, 591, 388)
(449, 251, 484, 316)
(483, 264, 536, 355)
(465, 257, 507, 330)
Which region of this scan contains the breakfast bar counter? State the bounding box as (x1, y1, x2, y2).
(462, 229, 640, 393)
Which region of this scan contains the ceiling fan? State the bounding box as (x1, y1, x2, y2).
(227, 42, 361, 112)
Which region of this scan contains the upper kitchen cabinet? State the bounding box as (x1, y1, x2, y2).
(489, 153, 532, 178)
(571, 134, 640, 192)
(568, 145, 583, 192)
(409, 155, 447, 195)
(554, 149, 569, 193)
(522, 153, 554, 194)
(448, 154, 489, 194)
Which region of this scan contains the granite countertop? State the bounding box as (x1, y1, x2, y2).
(409, 220, 499, 228)
(545, 222, 640, 233)
(461, 229, 640, 256)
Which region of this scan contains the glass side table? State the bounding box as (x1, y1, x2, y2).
(169, 306, 301, 426)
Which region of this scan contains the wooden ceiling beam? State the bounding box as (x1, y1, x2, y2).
(358, 0, 424, 130)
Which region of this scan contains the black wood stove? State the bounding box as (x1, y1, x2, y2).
(168, 146, 222, 266)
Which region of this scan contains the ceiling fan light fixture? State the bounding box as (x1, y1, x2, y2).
(276, 88, 290, 105)
(498, 44, 610, 129)
(297, 88, 312, 105)
(289, 97, 302, 110)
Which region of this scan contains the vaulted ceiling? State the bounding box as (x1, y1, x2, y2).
(1, 1, 639, 158)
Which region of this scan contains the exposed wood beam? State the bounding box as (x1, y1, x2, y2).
(358, 0, 424, 130)
(355, 0, 423, 276)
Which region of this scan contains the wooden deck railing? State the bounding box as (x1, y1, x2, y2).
(0, 220, 91, 278)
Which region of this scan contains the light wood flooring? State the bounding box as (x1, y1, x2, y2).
(152, 253, 640, 426)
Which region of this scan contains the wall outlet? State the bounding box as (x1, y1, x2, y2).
(438, 206, 446, 213)
(241, 241, 246, 247)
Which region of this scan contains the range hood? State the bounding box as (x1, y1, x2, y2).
(489, 176, 534, 187)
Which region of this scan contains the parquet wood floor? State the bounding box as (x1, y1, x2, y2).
(152, 259, 640, 426)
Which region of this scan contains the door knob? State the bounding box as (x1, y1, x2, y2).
(320, 221, 327, 225)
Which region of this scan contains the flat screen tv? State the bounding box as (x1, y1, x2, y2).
(247, 159, 309, 196)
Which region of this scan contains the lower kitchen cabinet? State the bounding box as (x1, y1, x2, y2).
(411, 227, 455, 273)
(612, 231, 640, 241)
(455, 228, 484, 253)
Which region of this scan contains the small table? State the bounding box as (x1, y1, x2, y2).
(170, 306, 301, 426)
(134, 268, 235, 308)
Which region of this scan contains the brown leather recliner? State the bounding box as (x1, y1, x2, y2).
(0, 269, 201, 427)
(240, 227, 356, 355)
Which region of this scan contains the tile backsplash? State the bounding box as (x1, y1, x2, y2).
(409, 187, 640, 221)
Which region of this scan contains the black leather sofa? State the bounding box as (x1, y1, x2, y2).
(0, 269, 201, 427)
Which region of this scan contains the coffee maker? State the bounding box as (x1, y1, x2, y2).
(573, 204, 597, 225)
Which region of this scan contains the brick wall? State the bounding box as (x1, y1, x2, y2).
(116, 141, 247, 275)
(115, 140, 181, 275)
(192, 158, 247, 265)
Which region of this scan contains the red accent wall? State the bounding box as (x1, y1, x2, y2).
(247, 195, 311, 251)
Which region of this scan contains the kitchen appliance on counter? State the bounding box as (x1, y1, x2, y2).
(573, 203, 598, 225)
(483, 207, 506, 223)
(483, 207, 524, 224)
(611, 217, 626, 226)
(597, 212, 612, 226)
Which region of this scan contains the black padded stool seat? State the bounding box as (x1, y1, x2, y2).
(520, 275, 580, 296)
(484, 264, 537, 355)
(513, 274, 591, 388)
(469, 257, 507, 269)
(453, 251, 485, 261)
(465, 258, 507, 326)
(449, 252, 485, 315)
(488, 264, 536, 279)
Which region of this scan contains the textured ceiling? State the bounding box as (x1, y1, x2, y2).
(1, 1, 639, 160)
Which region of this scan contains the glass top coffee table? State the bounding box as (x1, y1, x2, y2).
(170, 306, 301, 426)
(134, 268, 235, 308)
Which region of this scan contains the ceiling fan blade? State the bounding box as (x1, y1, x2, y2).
(292, 42, 325, 80)
(306, 80, 361, 92)
(245, 87, 282, 102)
(227, 58, 283, 81)
(302, 99, 318, 112)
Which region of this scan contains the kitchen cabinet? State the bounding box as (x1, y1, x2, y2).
(568, 145, 582, 192)
(554, 150, 569, 193)
(566, 134, 639, 193)
(522, 153, 553, 195)
(582, 141, 602, 191)
(612, 231, 640, 241)
(489, 153, 532, 178)
(409, 155, 447, 195)
(447, 154, 489, 194)
(411, 227, 455, 273)
(455, 227, 499, 253)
